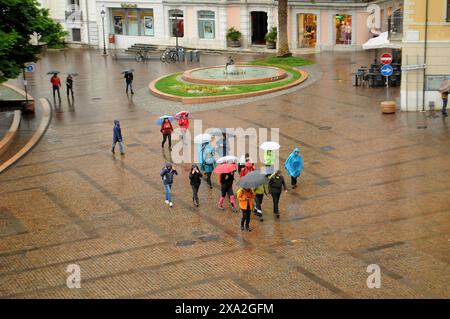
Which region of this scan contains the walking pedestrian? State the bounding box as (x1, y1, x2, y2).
(124, 71, 134, 95)
(218, 171, 237, 212)
(240, 161, 255, 177)
(178, 114, 190, 144)
(66, 74, 74, 99)
(442, 90, 449, 117)
(238, 153, 253, 174)
(284, 147, 303, 189)
(237, 187, 256, 232)
(160, 163, 178, 207)
(189, 164, 202, 207)
(50, 73, 61, 100)
(160, 118, 174, 151)
(111, 120, 125, 155)
(268, 170, 287, 219)
(216, 133, 230, 157)
(199, 141, 216, 189)
(253, 183, 268, 222)
(263, 149, 275, 167)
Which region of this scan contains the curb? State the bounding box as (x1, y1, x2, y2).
(0, 110, 21, 157)
(0, 98, 52, 174)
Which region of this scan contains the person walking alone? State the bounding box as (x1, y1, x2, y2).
(284, 147, 303, 189)
(66, 74, 74, 99)
(111, 120, 125, 155)
(268, 170, 287, 219)
(124, 71, 134, 95)
(50, 73, 61, 100)
(237, 187, 256, 232)
(189, 164, 202, 207)
(200, 141, 215, 189)
(160, 118, 174, 151)
(442, 90, 449, 117)
(218, 172, 237, 212)
(160, 163, 178, 207)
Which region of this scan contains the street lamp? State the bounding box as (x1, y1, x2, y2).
(100, 9, 107, 55)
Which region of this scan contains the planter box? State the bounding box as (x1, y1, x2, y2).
(266, 41, 276, 49)
(229, 40, 241, 47)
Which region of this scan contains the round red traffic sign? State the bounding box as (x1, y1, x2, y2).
(380, 53, 393, 65)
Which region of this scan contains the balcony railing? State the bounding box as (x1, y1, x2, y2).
(388, 13, 403, 40)
(65, 9, 83, 22)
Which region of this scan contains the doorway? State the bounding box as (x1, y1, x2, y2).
(297, 14, 317, 48)
(251, 11, 267, 45)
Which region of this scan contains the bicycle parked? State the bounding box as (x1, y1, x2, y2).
(136, 49, 151, 62)
(160, 48, 184, 63)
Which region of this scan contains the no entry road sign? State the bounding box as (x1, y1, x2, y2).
(381, 64, 393, 77)
(380, 53, 393, 65)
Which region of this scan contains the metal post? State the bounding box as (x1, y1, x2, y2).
(22, 68, 28, 103)
(416, 55, 419, 111)
(422, 0, 429, 112)
(175, 15, 179, 52)
(405, 54, 408, 112)
(102, 15, 107, 55)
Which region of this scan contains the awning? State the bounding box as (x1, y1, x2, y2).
(362, 32, 402, 50)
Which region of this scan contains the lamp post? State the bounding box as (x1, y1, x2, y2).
(100, 9, 107, 55)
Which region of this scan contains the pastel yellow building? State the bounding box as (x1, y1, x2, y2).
(401, 0, 450, 111)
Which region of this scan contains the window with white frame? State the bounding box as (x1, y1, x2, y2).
(198, 10, 215, 39)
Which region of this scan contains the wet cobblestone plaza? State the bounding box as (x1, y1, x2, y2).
(0, 50, 449, 298)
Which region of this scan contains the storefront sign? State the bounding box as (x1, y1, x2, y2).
(121, 3, 137, 9)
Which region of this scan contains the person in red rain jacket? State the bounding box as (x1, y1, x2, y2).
(178, 115, 189, 145)
(50, 73, 61, 100)
(161, 118, 174, 151)
(240, 161, 255, 177)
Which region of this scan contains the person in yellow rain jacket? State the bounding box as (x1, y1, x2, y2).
(264, 150, 275, 166)
(237, 188, 256, 232)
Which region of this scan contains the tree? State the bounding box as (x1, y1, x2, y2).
(277, 0, 292, 57)
(0, 0, 67, 83)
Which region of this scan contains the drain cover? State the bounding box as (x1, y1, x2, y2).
(176, 240, 196, 247)
(192, 230, 208, 237)
(319, 126, 332, 131)
(198, 235, 219, 242)
(417, 125, 427, 129)
(320, 146, 335, 151)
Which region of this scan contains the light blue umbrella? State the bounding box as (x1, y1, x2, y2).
(156, 115, 174, 125)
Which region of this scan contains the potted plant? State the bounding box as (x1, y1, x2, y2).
(265, 27, 277, 49)
(227, 27, 242, 47)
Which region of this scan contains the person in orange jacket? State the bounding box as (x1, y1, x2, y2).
(50, 73, 61, 100)
(237, 187, 256, 232)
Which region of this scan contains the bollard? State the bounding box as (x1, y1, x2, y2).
(193, 50, 200, 62)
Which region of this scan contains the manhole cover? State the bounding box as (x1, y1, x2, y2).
(175, 240, 196, 247)
(91, 97, 102, 100)
(198, 235, 219, 242)
(417, 125, 427, 129)
(319, 126, 332, 131)
(127, 143, 141, 147)
(192, 230, 208, 237)
(320, 146, 335, 151)
(317, 179, 332, 187)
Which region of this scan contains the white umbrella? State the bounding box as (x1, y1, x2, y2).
(362, 32, 401, 50)
(217, 155, 239, 164)
(439, 79, 450, 93)
(194, 133, 212, 144)
(260, 141, 280, 151)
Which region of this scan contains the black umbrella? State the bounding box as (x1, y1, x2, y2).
(47, 70, 60, 75)
(238, 171, 268, 188)
(121, 69, 135, 74)
(65, 72, 79, 76)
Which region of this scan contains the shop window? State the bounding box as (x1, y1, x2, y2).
(169, 9, 184, 37)
(198, 10, 215, 39)
(141, 10, 154, 36)
(112, 9, 125, 35)
(335, 14, 352, 45)
(127, 9, 139, 36)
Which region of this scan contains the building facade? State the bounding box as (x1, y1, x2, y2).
(400, 0, 450, 111)
(39, 0, 399, 52)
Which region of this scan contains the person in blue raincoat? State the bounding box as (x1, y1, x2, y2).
(111, 120, 125, 155)
(284, 147, 303, 189)
(198, 141, 216, 189)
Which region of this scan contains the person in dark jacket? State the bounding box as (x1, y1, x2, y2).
(442, 90, 449, 117)
(218, 171, 237, 212)
(111, 120, 125, 155)
(160, 163, 178, 207)
(66, 74, 74, 99)
(160, 118, 174, 151)
(189, 164, 203, 207)
(124, 72, 134, 95)
(268, 170, 287, 218)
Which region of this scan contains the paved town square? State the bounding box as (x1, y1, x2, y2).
(0, 49, 449, 298)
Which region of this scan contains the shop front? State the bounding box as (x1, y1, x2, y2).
(335, 14, 352, 45)
(297, 13, 317, 48)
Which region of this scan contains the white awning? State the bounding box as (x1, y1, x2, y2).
(362, 32, 402, 50)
